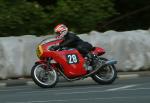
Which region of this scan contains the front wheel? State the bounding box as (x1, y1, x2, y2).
(31, 63, 58, 88)
(91, 58, 117, 85)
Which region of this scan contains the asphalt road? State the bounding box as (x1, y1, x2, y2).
(0, 77, 150, 103)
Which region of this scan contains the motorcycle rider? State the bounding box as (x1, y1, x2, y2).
(52, 24, 93, 59)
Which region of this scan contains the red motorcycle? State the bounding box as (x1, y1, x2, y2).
(31, 37, 117, 88)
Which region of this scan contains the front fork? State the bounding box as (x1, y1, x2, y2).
(47, 57, 52, 69)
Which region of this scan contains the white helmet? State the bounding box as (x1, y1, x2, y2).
(54, 24, 68, 38)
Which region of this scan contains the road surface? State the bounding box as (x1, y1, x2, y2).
(0, 77, 150, 103)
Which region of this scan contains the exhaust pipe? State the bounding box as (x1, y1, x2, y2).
(106, 60, 117, 65)
(84, 60, 117, 77)
(101, 60, 117, 68)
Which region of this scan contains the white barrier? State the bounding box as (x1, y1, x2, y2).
(0, 30, 150, 79)
(81, 30, 150, 72)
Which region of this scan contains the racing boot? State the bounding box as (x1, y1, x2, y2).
(84, 53, 96, 71)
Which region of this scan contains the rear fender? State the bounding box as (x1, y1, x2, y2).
(91, 47, 105, 55)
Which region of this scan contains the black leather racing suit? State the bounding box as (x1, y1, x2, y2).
(59, 32, 93, 57)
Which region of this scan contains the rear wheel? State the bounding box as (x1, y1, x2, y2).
(91, 58, 117, 84)
(31, 63, 58, 88)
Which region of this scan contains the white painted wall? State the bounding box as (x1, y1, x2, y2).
(0, 30, 150, 79)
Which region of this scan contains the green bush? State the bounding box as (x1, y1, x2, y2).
(0, 0, 117, 36)
(50, 0, 117, 33)
(0, 0, 50, 36)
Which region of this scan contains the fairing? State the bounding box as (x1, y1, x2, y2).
(36, 38, 87, 78)
(35, 38, 105, 78)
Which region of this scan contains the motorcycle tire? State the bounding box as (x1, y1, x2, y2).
(31, 63, 58, 88)
(91, 57, 117, 85)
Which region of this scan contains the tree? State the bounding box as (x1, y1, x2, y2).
(103, 0, 150, 31)
(50, 0, 117, 33)
(27, 0, 57, 7)
(0, 0, 50, 36)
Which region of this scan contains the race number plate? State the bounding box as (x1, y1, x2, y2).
(66, 54, 79, 64)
